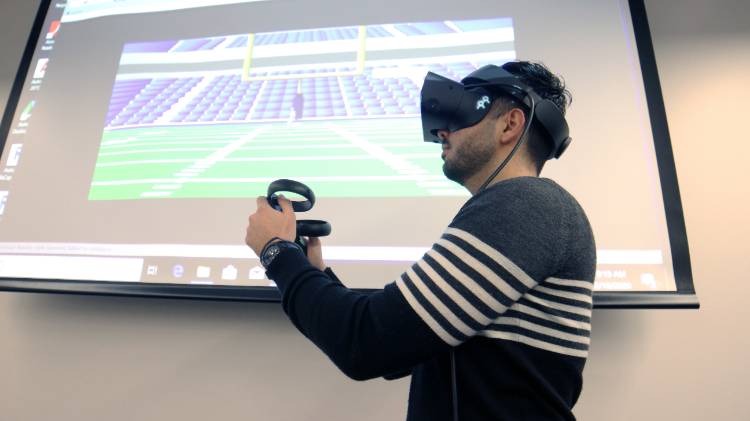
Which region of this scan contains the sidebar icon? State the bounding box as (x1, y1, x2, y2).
(46, 20, 61, 40)
(12, 100, 35, 135)
(42, 20, 61, 51)
(0, 191, 9, 216)
(30, 58, 49, 91)
(19, 100, 35, 122)
(5, 144, 23, 167)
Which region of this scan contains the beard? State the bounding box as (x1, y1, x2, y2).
(442, 138, 495, 184)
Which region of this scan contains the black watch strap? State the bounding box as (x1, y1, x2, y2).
(260, 240, 302, 269)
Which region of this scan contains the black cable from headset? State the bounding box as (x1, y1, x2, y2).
(477, 92, 536, 193)
(451, 349, 459, 421)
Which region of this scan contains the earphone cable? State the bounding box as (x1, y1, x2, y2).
(451, 349, 459, 421)
(477, 92, 536, 193)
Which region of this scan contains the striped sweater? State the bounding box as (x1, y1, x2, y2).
(266, 176, 596, 421)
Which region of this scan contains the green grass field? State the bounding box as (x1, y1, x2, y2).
(88, 118, 468, 200)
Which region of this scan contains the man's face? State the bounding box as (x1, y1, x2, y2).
(439, 114, 498, 184)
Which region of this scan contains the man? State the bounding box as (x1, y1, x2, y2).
(288, 80, 304, 124)
(245, 61, 596, 420)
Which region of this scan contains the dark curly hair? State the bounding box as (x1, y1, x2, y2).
(489, 61, 572, 174)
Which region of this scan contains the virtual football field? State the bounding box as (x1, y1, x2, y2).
(88, 118, 467, 200)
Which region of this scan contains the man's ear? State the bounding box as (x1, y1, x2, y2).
(497, 108, 526, 146)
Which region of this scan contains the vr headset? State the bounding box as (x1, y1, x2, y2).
(420, 64, 572, 160)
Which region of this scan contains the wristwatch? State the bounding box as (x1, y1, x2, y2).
(260, 240, 301, 269)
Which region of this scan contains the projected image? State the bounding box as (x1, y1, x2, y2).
(89, 19, 516, 200)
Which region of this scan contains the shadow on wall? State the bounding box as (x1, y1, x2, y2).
(3, 292, 298, 365)
(581, 310, 648, 404)
(7, 291, 285, 331)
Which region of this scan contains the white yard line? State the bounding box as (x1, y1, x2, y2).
(325, 123, 431, 177)
(151, 184, 183, 190)
(101, 140, 244, 149)
(143, 126, 270, 197)
(99, 147, 219, 156)
(101, 137, 137, 146)
(140, 191, 172, 198)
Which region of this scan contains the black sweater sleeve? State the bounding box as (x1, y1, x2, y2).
(264, 178, 579, 381)
(265, 248, 449, 381)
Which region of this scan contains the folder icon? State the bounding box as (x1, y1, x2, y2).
(222, 265, 238, 280)
(196, 266, 211, 278)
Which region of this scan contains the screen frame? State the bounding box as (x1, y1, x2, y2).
(0, 0, 699, 309)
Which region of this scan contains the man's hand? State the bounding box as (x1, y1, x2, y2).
(305, 236, 327, 271)
(245, 195, 297, 257)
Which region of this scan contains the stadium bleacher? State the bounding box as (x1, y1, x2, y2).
(104, 62, 479, 128)
(106, 77, 203, 127)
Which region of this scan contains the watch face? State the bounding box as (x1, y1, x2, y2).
(262, 244, 281, 267)
(268, 245, 280, 257)
(262, 245, 275, 262)
(261, 241, 301, 268)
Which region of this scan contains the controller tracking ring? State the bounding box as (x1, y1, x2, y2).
(267, 179, 315, 212)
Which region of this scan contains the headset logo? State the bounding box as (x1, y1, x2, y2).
(476, 96, 491, 110)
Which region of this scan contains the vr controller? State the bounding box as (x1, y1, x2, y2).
(266, 179, 331, 253)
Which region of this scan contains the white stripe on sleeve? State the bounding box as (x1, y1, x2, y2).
(395, 276, 462, 346)
(512, 302, 591, 332)
(478, 330, 589, 358)
(405, 267, 476, 337)
(415, 259, 492, 326)
(493, 317, 591, 345)
(426, 249, 507, 313)
(525, 293, 591, 317)
(535, 285, 592, 305)
(545, 277, 593, 291)
(445, 227, 537, 288)
(436, 237, 525, 302)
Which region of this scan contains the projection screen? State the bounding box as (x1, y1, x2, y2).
(0, 0, 698, 307)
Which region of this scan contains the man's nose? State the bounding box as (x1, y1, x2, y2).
(437, 130, 450, 142)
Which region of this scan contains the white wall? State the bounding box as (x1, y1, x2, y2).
(576, 1, 750, 419)
(1, 1, 749, 420)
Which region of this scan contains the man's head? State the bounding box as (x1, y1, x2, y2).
(427, 61, 572, 189)
(493, 61, 572, 174)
